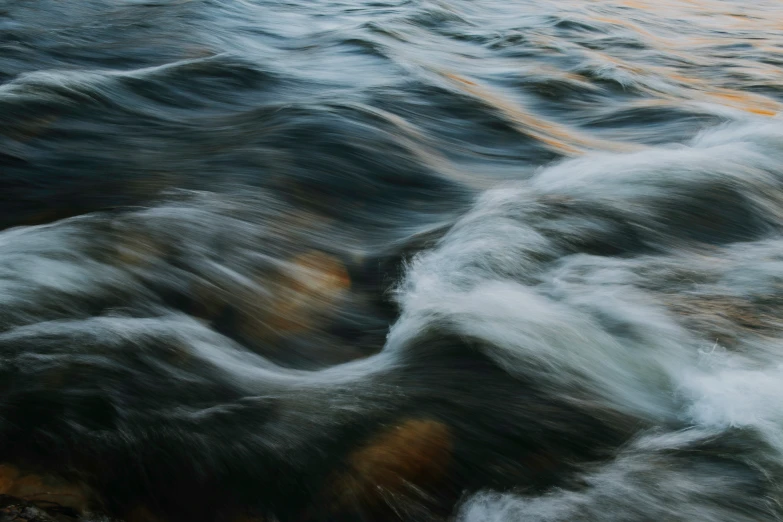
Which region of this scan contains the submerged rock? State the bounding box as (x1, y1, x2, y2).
(0, 495, 81, 522)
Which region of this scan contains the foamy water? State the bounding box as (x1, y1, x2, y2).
(1, 0, 783, 521)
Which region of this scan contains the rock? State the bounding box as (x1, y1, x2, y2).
(0, 494, 80, 522)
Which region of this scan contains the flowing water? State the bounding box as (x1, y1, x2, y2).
(2, 0, 783, 520)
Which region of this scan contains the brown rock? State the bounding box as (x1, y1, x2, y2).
(0, 465, 90, 513)
(328, 419, 452, 512)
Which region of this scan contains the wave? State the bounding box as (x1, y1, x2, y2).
(3, 0, 783, 520)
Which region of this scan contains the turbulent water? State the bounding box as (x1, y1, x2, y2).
(2, 0, 783, 521)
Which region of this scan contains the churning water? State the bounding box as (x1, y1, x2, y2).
(2, 0, 783, 521)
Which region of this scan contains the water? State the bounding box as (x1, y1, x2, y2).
(1, 0, 783, 520)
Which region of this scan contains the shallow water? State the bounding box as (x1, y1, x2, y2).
(2, 0, 783, 521)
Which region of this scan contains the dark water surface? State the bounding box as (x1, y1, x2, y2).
(2, 0, 783, 520)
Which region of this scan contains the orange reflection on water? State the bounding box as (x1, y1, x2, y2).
(442, 72, 643, 155)
(584, 0, 783, 117)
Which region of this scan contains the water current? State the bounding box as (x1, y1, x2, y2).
(2, 0, 783, 521)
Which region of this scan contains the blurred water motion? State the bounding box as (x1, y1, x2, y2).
(2, 0, 783, 521)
